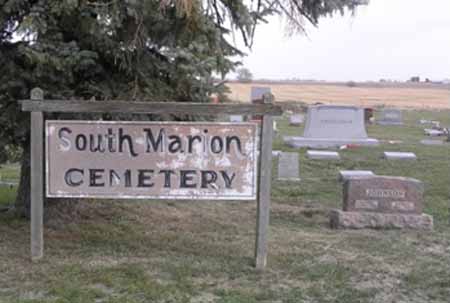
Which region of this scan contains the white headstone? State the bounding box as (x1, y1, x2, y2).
(272, 150, 281, 157)
(289, 114, 304, 126)
(307, 150, 340, 160)
(338, 170, 375, 182)
(277, 152, 300, 181)
(420, 139, 444, 146)
(284, 105, 379, 148)
(383, 152, 417, 160)
(424, 129, 445, 137)
(229, 115, 243, 122)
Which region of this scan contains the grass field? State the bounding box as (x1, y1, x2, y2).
(0, 163, 20, 208)
(1, 109, 450, 302)
(227, 82, 450, 109)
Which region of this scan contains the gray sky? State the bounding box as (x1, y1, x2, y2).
(238, 0, 450, 82)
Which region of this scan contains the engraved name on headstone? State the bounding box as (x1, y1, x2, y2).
(343, 176, 423, 214)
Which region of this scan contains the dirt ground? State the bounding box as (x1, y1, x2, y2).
(226, 82, 450, 109)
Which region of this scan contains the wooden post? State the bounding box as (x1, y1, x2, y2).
(30, 88, 44, 261)
(255, 93, 274, 269)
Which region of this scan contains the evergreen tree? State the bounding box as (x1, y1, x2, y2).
(0, 0, 367, 217)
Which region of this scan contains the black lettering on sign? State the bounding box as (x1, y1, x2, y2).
(109, 169, 131, 187)
(89, 134, 106, 153)
(201, 170, 217, 189)
(118, 128, 138, 157)
(210, 136, 223, 154)
(89, 169, 105, 187)
(58, 127, 72, 151)
(106, 128, 117, 152)
(138, 169, 154, 187)
(65, 168, 83, 186)
(220, 171, 236, 188)
(144, 128, 164, 152)
(159, 170, 175, 188)
(180, 170, 197, 188)
(168, 135, 183, 153)
(75, 134, 87, 151)
(226, 136, 242, 154)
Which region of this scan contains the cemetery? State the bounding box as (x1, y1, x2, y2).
(1, 1, 449, 302)
(1, 97, 450, 302)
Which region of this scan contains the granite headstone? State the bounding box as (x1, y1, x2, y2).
(277, 152, 300, 181)
(330, 176, 433, 230)
(284, 105, 379, 148)
(377, 108, 403, 125)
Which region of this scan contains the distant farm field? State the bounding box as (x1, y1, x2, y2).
(227, 82, 450, 109)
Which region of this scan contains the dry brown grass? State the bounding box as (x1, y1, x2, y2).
(227, 82, 450, 109)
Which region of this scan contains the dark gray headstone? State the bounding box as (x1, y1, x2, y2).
(277, 152, 300, 181)
(343, 176, 424, 214)
(330, 176, 433, 230)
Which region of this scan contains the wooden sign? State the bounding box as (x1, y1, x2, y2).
(22, 89, 281, 268)
(46, 121, 257, 200)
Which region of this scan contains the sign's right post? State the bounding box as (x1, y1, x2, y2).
(254, 93, 274, 269)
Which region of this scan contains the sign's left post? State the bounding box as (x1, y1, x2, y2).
(30, 88, 44, 261)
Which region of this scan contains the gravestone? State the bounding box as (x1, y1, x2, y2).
(377, 108, 403, 125)
(338, 170, 374, 182)
(284, 105, 379, 148)
(251, 87, 271, 102)
(383, 152, 417, 160)
(250, 87, 271, 121)
(330, 176, 433, 230)
(307, 150, 340, 160)
(277, 152, 300, 181)
(272, 150, 281, 157)
(420, 139, 444, 146)
(229, 115, 244, 122)
(424, 128, 445, 137)
(289, 114, 304, 126)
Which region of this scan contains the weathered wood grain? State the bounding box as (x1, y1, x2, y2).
(30, 88, 44, 261)
(20, 100, 283, 115)
(254, 96, 274, 269)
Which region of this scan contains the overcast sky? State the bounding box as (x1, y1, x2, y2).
(236, 0, 450, 82)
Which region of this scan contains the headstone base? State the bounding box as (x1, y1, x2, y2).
(329, 209, 433, 230)
(284, 136, 379, 148)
